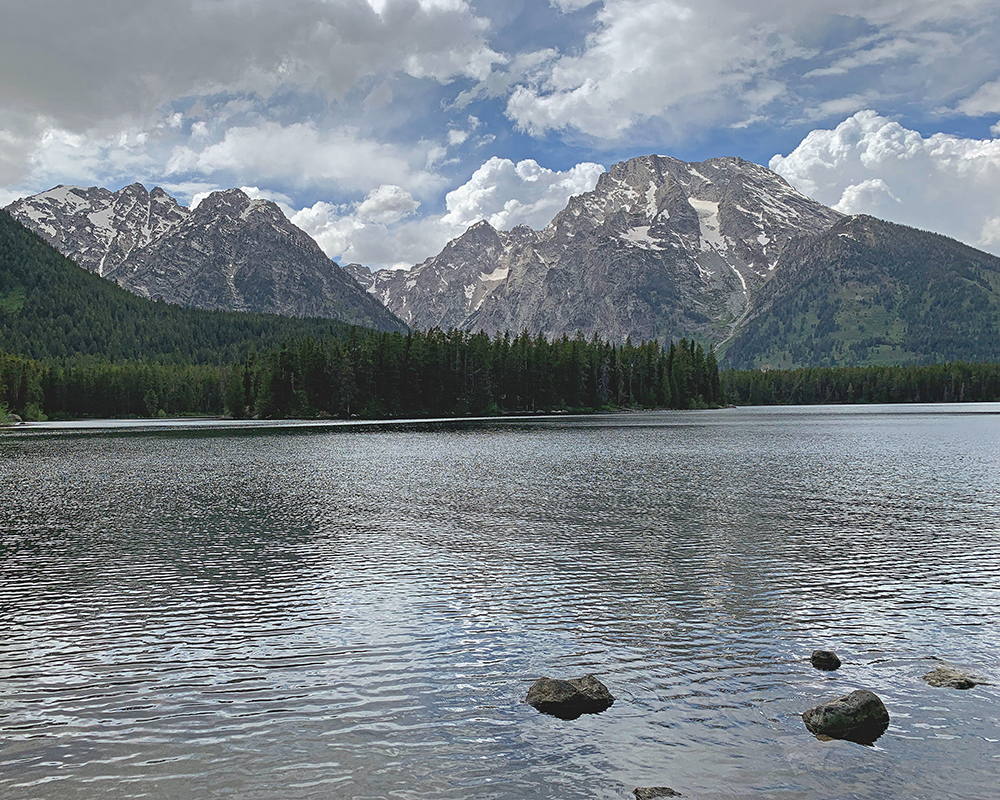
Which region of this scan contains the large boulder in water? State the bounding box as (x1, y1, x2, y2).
(525, 674, 614, 719)
(922, 665, 978, 689)
(811, 650, 842, 671)
(802, 689, 889, 744)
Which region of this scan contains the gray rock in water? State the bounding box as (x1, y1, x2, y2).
(922, 666, 978, 689)
(525, 674, 614, 720)
(811, 650, 841, 671)
(802, 689, 889, 744)
(634, 787, 681, 799)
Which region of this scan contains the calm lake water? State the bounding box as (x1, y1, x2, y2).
(1, 406, 998, 800)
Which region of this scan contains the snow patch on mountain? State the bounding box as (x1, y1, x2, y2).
(480, 265, 509, 282)
(689, 198, 724, 252)
(621, 225, 666, 250)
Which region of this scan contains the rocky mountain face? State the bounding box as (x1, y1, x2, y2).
(345, 222, 538, 330)
(6, 185, 403, 331)
(6, 183, 189, 277)
(352, 155, 843, 346)
(724, 215, 1000, 368)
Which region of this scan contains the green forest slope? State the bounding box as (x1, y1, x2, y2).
(0, 210, 401, 363)
(725, 215, 1000, 369)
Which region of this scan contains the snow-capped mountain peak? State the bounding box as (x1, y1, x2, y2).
(351, 154, 842, 345)
(4, 184, 403, 330)
(6, 183, 190, 277)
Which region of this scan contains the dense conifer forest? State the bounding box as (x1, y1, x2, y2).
(1, 332, 720, 420)
(9, 345, 1000, 423)
(721, 362, 1000, 405)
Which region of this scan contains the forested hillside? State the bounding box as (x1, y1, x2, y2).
(0, 210, 363, 363)
(725, 215, 1000, 368)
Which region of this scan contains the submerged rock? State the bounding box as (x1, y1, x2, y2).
(633, 787, 681, 799)
(922, 665, 978, 689)
(525, 674, 614, 719)
(811, 650, 842, 671)
(802, 689, 889, 744)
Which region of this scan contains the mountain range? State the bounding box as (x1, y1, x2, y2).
(5, 184, 402, 332)
(346, 155, 843, 347)
(7, 155, 1000, 368)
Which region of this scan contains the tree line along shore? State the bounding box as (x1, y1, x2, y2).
(5, 202, 999, 424)
(4, 328, 1000, 424)
(1, 330, 721, 422)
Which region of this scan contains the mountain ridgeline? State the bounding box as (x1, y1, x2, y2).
(5, 184, 403, 331)
(349, 155, 1000, 368)
(349, 155, 842, 348)
(8, 154, 1000, 370)
(0, 209, 371, 363)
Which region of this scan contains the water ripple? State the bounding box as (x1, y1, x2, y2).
(2, 406, 999, 799)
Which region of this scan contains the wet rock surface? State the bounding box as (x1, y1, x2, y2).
(922, 665, 979, 689)
(633, 787, 681, 799)
(525, 674, 615, 720)
(811, 650, 841, 671)
(802, 689, 890, 744)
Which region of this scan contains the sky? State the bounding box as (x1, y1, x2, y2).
(2, 0, 999, 268)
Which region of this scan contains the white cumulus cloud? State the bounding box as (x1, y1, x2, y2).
(166, 122, 443, 195)
(356, 184, 421, 223)
(291, 202, 368, 263)
(503, 0, 1000, 139)
(0, 116, 159, 192)
(957, 78, 1000, 116)
(770, 110, 1000, 255)
(440, 156, 605, 230)
(833, 178, 901, 216)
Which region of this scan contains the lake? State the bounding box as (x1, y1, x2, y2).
(1, 405, 998, 799)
